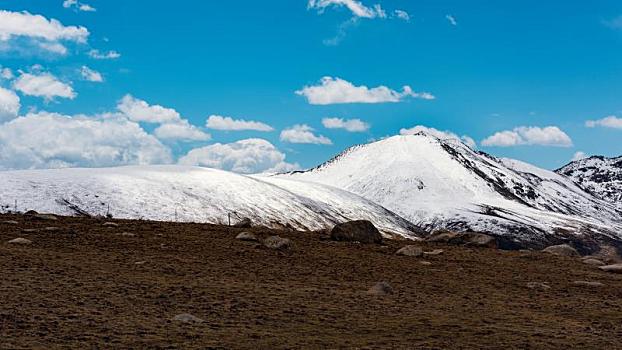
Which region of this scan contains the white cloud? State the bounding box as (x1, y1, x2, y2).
(80, 65, 103, 82)
(603, 16, 622, 30)
(481, 126, 573, 147)
(13, 72, 76, 101)
(0, 112, 172, 170)
(179, 138, 299, 174)
(322, 117, 369, 132)
(117, 94, 181, 124)
(585, 115, 622, 129)
(394, 10, 410, 21)
(154, 120, 210, 142)
(296, 77, 435, 105)
(88, 49, 121, 60)
(400, 125, 476, 148)
(63, 0, 96, 12)
(572, 151, 587, 162)
(1, 67, 13, 80)
(280, 124, 332, 145)
(446, 15, 457, 26)
(0, 10, 89, 54)
(308, 0, 386, 19)
(0, 87, 20, 122)
(206, 115, 274, 131)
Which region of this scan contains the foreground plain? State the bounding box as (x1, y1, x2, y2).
(1, 214, 622, 349)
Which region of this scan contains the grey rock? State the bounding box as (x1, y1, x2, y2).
(542, 244, 580, 257)
(423, 249, 444, 256)
(598, 264, 622, 274)
(582, 258, 605, 266)
(527, 282, 551, 291)
(31, 214, 58, 221)
(21, 229, 39, 234)
(236, 232, 259, 242)
(263, 236, 293, 251)
(3, 220, 19, 225)
(8, 237, 32, 245)
(367, 282, 394, 296)
(330, 220, 383, 244)
(102, 222, 119, 227)
(233, 218, 252, 228)
(395, 245, 423, 257)
(425, 231, 497, 248)
(173, 313, 204, 323)
(573, 281, 605, 287)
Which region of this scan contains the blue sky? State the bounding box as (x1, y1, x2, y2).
(0, 0, 621, 172)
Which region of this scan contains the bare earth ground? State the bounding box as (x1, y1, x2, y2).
(1, 214, 622, 349)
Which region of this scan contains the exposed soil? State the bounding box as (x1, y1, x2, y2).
(1, 214, 622, 349)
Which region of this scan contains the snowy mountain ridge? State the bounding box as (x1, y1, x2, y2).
(556, 155, 622, 211)
(0, 166, 421, 238)
(281, 132, 622, 248)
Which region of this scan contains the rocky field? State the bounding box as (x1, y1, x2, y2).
(1, 214, 622, 349)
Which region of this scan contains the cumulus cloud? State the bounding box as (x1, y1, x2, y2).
(603, 16, 622, 30)
(1, 67, 13, 80)
(394, 10, 410, 21)
(0, 10, 89, 55)
(280, 124, 332, 145)
(63, 0, 96, 12)
(206, 115, 274, 131)
(179, 138, 299, 174)
(446, 15, 457, 26)
(481, 126, 573, 147)
(322, 117, 369, 132)
(296, 77, 435, 105)
(400, 125, 476, 148)
(308, 0, 386, 19)
(572, 151, 587, 162)
(154, 120, 211, 142)
(585, 115, 622, 129)
(0, 112, 172, 170)
(80, 65, 103, 82)
(13, 72, 76, 101)
(88, 49, 121, 60)
(117, 94, 181, 124)
(0, 87, 20, 122)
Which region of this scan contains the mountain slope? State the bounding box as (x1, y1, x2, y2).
(281, 132, 622, 248)
(0, 165, 421, 237)
(556, 156, 622, 211)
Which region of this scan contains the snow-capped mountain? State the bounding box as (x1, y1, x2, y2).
(281, 132, 622, 248)
(0, 165, 421, 238)
(556, 156, 622, 211)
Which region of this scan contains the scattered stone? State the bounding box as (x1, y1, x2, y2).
(586, 245, 622, 264)
(3, 220, 19, 225)
(542, 244, 579, 257)
(135, 261, 147, 265)
(598, 264, 622, 274)
(395, 245, 423, 257)
(8, 237, 32, 245)
(118, 232, 136, 237)
(43, 227, 61, 232)
(233, 218, 252, 229)
(236, 232, 259, 242)
(31, 214, 58, 221)
(419, 261, 432, 266)
(527, 282, 551, 291)
(425, 231, 497, 248)
(367, 282, 394, 296)
(330, 220, 383, 244)
(582, 258, 605, 266)
(23, 210, 39, 216)
(424, 249, 444, 256)
(102, 222, 119, 227)
(263, 236, 292, 251)
(573, 281, 605, 287)
(21, 229, 39, 234)
(173, 313, 204, 323)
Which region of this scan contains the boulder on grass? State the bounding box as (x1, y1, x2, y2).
(367, 282, 394, 296)
(542, 244, 579, 257)
(173, 313, 204, 323)
(8, 237, 32, 245)
(395, 245, 423, 257)
(233, 218, 252, 228)
(236, 232, 259, 242)
(425, 231, 497, 248)
(330, 220, 383, 244)
(599, 264, 622, 274)
(263, 236, 292, 251)
(582, 258, 605, 266)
